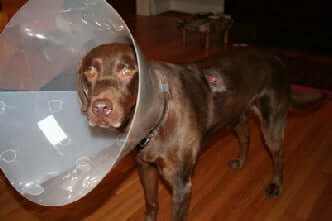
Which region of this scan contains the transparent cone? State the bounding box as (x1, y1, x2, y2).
(0, 0, 164, 206)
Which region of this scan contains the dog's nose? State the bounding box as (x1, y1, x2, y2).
(92, 99, 113, 116)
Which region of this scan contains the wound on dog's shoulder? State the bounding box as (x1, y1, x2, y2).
(205, 70, 227, 93)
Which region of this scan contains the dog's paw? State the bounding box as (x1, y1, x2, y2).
(265, 183, 281, 197)
(145, 214, 157, 221)
(227, 159, 244, 169)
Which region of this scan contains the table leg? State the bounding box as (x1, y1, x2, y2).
(205, 32, 210, 49)
(224, 30, 229, 47)
(182, 29, 187, 47)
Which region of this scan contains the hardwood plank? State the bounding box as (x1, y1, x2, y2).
(307, 178, 332, 221)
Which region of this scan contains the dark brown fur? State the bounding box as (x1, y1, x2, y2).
(77, 43, 326, 221)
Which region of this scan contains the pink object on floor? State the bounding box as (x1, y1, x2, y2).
(291, 84, 332, 99)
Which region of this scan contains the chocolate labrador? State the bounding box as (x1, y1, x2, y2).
(77, 43, 325, 221)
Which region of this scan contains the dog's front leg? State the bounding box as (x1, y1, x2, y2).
(137, 158, 159, 221)
(171, 175, 192, 221)
(159, 155, 194, 221)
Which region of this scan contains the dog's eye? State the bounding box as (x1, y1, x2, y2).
(84, 66, 98, 80)
(121, 66, 132, 75)
(116, 62, 137, 80)
(119, 64, 135, 76)
(117, 63, 130, 74)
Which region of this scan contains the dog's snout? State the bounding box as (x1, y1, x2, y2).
(92, 99, 113, 116)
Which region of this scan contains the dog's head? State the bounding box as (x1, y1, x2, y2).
(77, 43, 138, 129)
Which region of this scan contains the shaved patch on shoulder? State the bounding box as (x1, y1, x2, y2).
(204, 69, 227, 93)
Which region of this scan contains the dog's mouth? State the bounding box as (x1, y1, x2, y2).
(88, 116, 120, 129)
(88, 118, 115, 128)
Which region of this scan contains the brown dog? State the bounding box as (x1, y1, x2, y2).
(77, 43, 325, 221)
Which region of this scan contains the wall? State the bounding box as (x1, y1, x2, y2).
(169, 0, 224, 14)
(137, 0, 224, 15)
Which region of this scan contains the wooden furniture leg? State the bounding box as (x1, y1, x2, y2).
(224, 30, 229, 47)
(182, 29, 187, 47)
(205, 32, 210, 49)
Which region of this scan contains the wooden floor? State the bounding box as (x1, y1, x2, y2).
(1, 101, 332, 221)
(1, 6, 332, 221)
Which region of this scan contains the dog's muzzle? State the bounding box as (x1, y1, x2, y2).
(92, 99, 113, 117)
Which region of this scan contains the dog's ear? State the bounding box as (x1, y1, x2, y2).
(204, 69, 227, 93)
(77, 59, 89, 112)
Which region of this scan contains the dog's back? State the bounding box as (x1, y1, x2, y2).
(153, 48, 290, 135)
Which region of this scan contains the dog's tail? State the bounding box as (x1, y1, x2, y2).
(289, 89, 327, 111)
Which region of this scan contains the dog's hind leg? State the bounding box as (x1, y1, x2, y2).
(254, 94, 288, 197)
(228, 114, 250, 169)
(137, 158, 159, 221)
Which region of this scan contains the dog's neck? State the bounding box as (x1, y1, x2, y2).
(135, 68, 169, 152)
(135, 95, 168, 152)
